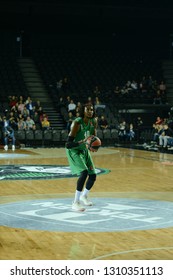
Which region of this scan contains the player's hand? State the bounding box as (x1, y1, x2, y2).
(83, 135, 95, 143)
(89, 147, 98, 152)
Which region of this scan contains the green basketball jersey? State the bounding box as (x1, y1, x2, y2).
(73, 117, 96, 150)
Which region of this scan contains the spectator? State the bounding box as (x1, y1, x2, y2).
(159, 80, 167, 104)
(26, 99, 34, 116)
(99, 115, 108, 130)
(9, 95, 18, 109)
(155, 116, 163, 125)
(159, 80, 166, 95)
(40, 113, 48, 123)
(18, 100, 25, 114)
(127, 123, 135, 141)
(17, 117, 26, 130)
(86, 96, 93, 106)
(152, 123, 164, 144)
(66, 112, 75, 133)
(159, 123, 173, 151)
(41, 116, 51, 130)
(118, 120, 128, 142)
(22, 106, 30, 120)
(0, 116, 10, 128)
(57, 97, 66, 111)
(37, 106, 44, 117)
(35, 100, 41, 110)
(33, 111, 41, 129)
(3, 126, 16, 151)
(25, 116, 36, 130)
(68, 99, 76, 114)
(153, 89, 162, 104)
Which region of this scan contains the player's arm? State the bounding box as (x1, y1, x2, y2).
(65, 120, 84, 149)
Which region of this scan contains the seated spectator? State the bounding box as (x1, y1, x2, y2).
(75, 101, 82, 115)
(118, 120, 128, 142)
(37, 106, 44, 117)
(66, 112, 75, 133)
(155, 116, 163, 125)
(40, 113, 48, 123)
(159, 81, 167, 104)
(26, 99, 34, 116)
(25, 96, 32, 105)
(33, 111, 41, 129)
(18, 100, 25, 114)
(99, 115, 108, 130)
(68, 99, 76, 114)
(94, 96, 101, 105)
(57, 97, 66, 110)
(131, 80, 138, 91)
(94, 97, 105, 114)
(86, 96, 93, 106)
(152, 123, 164, 144)
(8, 95, 18, 109)
(159, 80, 166, 95)
(7, 111, 18, 130)
(17, 117, 26, 130)
(41, 116, 51, 130)
(3, 126, 16, 151)
(153, 90, 162, 104)
(22, 106, 30, 120)
(18, 95, 25, 104)
(35, 100, 41, 110)
(159, 123, 173, 150)
(65, 95, 71, 107)
(126, 123, 135, 141)
(25, 116, 36, 130)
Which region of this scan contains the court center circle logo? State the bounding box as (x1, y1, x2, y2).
(0, 165, 110, 180)
(1, 198, 173, 232)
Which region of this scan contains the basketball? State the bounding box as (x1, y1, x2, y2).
(86, 136, 101, 151)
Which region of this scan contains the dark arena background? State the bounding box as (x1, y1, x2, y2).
(1, 0, 173, 269)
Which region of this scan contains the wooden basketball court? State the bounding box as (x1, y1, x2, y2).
(0, 146, 173, 260)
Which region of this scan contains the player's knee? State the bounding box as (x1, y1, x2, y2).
(81, 169, 88, 178)
(89, 173, 96, 182)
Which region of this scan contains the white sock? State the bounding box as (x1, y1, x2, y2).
(74, 190, 82, 203)
(82, 188, 89, 197)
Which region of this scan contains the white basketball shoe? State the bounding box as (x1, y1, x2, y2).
(72, 201, 85, 212)
(80, 195, 93, 206)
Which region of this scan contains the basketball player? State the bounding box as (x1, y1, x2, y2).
(65, 103, 98, 211)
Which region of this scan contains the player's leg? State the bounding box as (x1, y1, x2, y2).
(66, 149, 88, 211)
(80, 150, 96, 206)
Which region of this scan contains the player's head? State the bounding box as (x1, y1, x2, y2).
(80, 103, 95, 119)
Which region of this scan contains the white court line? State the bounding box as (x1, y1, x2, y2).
(0, 154, 29, 159)
(92, 246, 173, 260)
